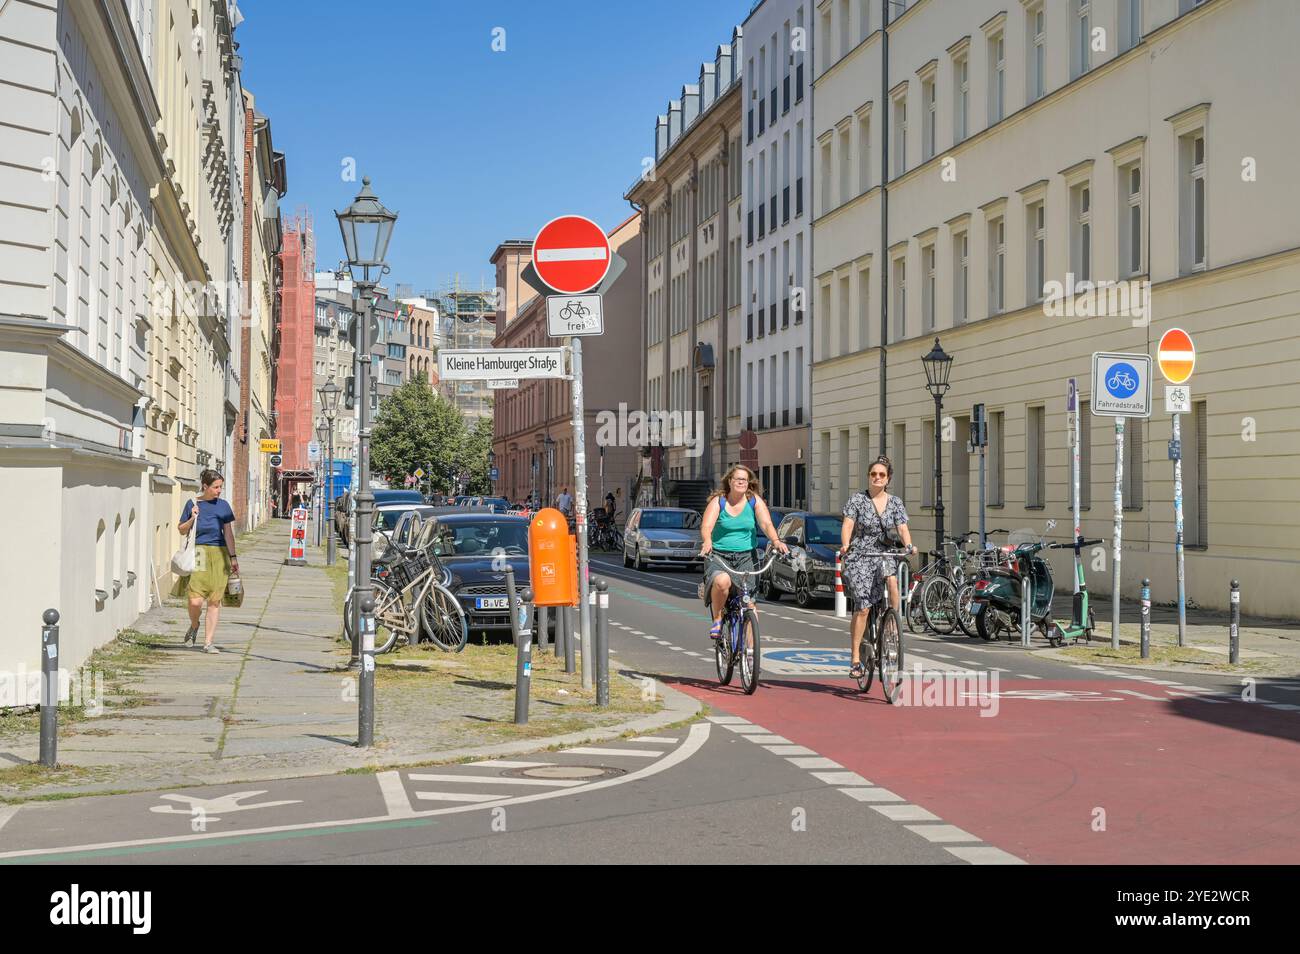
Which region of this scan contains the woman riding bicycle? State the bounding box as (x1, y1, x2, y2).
(840, 455, 916, 680)
(699, 465, 788, 640)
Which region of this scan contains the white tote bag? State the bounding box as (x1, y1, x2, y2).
(170, 503, 198, 576)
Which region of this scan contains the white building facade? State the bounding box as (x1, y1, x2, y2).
(742, 0, 815, 509)
(810, 0, 1300, 615)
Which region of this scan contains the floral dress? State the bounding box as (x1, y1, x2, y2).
(841, 492, 909, 610)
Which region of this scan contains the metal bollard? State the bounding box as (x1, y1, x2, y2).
(505, 567, 531, 724)
(563, 603, 576, 675)
(595, 579, 609, 707)
(1229, 579, 1240, 665)
(40, 609, 59, 767)
(1140, 579, 1151, 660)
(358, 595, 376, 747)
(1020, 571, 1033, 648)
(537, 605, 550, 655)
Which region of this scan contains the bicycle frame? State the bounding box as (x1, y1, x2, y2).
(706, 553, 776, 653)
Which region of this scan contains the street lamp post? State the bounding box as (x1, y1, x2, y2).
(318, 376, 341, 566)
(543, 434, 555, 506)
(335, 177, 397, 749)
(921, 337, 954, 556)
(316, 418, 329, 551)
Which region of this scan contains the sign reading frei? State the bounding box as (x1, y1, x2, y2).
(438, 348, 566, 380)
(1158, 327, 1196, 384)
(532, 215, 611, 294)
(546, 294, 603, 337)
(259, 439, 281, 454)
(1091, 352, 1152, 418)
(1165, 385, 1191, 415)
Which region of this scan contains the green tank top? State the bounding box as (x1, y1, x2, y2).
(713, 495, 757, 552)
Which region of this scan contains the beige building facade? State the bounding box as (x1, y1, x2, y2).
(810, 0, 1300, 615)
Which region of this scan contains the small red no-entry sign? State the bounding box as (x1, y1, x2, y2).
(532, 215, 611, 295)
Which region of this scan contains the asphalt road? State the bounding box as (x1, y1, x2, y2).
(1, 555, 1297, 865)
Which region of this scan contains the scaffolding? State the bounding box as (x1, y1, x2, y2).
(437, 276, 496, 425)
(274, 208, 315, 480)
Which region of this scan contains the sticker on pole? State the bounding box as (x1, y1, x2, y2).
(1091, 352, 1151, 418)
(532, 215, 611, 295)
(1157, 328, 1195, 384)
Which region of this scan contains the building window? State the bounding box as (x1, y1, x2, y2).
(953, 231, 968, 325)
(819, 137, 833, 214)
(1120, 0, 1142, 52)
(838, 125, 851, 204)
(818, 6, 832, 76)
(921, 243, 936, 332)
(922, 78, 936, 161)
(857, 425, 872, 489)
(839, 0, 851, 59)
(921, 418, 935, 507)
(1185, 400, 1208, 546)
(1027, 201, 1046, 303)
(953, 55, 969, 143)
(858, 266, 871, 348)
(1123, 415, 1143, 509)
(893, 95, 907, 175)
(1027, 405, 1046, 507)
(1071, 183, 1091, 282)
(819, 430, 832, 510)
(1179, 130, 1207, 272)
(891, 422, 907, 500)
(857, 111, 870, 193)
(838, 274, 850, 355)
(1073, 1, 1092, 78)
(989, 410, 1005, 505)
(988, 32, 1005, 124)
(988, 216, 1005, 314)
(891, 255, 906, 342)
(1028, 4, 1046, 103)
(1120, 162, 1143, 276)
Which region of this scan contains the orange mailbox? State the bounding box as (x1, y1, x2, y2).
(529, 508, 577, 607)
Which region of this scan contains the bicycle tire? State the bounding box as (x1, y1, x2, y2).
(955, 581, 979, 637)
(714, 616, 736, 686)
(921, 575, 958, 635)
(421, 583, 468, 652)
(740, 608, 761, 694)
(856, 631, 875, 693)
(345, 580, 404, 654)
(906, 590, 926, 633)
(877, 607, 904, 704)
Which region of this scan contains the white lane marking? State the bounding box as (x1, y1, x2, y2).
(931, 653, 954, 659)
(0, 724, 714, 861)
(464, 760, 548, 769)
(906, 824, 981, 843)
(765, 745, 818, 756)
(667, 646, 684, 651)
(1167, 692, 1230, 704)
(0, 803, 21, 834)
(946, 846, 1027, 865)
(706, 715, 750, 724)
(873, 804, 941, 822)
(561, 747, 661, 758)
(407, 773, 586, 788)
(722, 724, 768, 734)
(1115, 689, 1167, 702)
(415, 792, 508, 803)
(377, 771, 415, 818)
(743, 734, 793, 745)
(622, 737, 679, 745)
(839, 787, 904, 803)
(810, 771, 873, 786)
(787, 756, 842, 770)
(683, 651, 702, 657)
(629, 630, 645, 636)
(1018, 673, 1044, 680)
(654, 639, 671, 645)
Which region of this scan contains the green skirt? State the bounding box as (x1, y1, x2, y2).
(172, 545, 231, 601)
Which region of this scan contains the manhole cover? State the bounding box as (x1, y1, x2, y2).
(510, 765, 624, 780)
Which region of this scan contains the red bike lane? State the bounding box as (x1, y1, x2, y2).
(672, 675, 1300, 864)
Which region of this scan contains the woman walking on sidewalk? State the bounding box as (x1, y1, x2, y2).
(175, 469, 239, 653)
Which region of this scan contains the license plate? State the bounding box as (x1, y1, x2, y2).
(970, 600, 985, 611)
(475, 597, 507, 610)
(673, 550, 695, 558)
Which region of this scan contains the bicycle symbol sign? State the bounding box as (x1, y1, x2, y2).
(546, 293, 604, 337)
(1105, 363, 1140, 398)
(1091, 352, 1151, 418)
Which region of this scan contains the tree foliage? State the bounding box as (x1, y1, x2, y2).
(370, 374, 466, 492)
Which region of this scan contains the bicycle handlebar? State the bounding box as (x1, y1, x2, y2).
(853, 549, 913, 559)
(704, 553, 778, 578)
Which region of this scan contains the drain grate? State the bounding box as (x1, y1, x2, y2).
(508, 765, 625, 781)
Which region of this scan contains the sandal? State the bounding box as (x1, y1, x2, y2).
(708, 620, 723, 640)
(849, 662, 865, 679)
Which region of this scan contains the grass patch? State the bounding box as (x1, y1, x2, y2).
(0, 762, 103, 792)
(323, 557, 350, 615)
(1057, 642, 1271, 673)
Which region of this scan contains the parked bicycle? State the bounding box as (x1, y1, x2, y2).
(706, 552, 777, 695)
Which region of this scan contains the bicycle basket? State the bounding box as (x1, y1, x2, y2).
(389, 550, 430, 591)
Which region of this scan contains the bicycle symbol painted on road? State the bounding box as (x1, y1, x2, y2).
(766, 649, 851, 666)
(1104, 362, 1140, 399)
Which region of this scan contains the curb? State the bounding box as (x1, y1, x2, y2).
(0, 674, 703, 804)
(1034, 646, 1295, 677)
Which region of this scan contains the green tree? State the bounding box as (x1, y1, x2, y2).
(458, 415, 495, 495)
(371, 374, 466, 492)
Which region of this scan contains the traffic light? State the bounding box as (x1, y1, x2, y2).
(971, 403, 988, 447)
(344, 376, 356, 410)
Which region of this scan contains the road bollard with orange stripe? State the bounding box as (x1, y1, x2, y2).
(835, 551, 847, 618)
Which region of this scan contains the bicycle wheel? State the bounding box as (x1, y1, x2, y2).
(739, 608, 761, 694)
(877, 607, 904, 704)
(906, 587, 927, 633)
(855, 629, 875, 693)
(921, 576, 958, 635)
(421, 583, 468, 652)
(955, 581, 979, 637)
(714, 614, 736, 686)
(345, 580, 405, 654)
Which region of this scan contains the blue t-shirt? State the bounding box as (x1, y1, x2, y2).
(182, 498, 235, 546)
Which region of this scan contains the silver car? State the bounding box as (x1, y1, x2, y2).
(622, 507, 703, 571)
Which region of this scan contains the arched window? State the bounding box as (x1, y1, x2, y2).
(95, 518, 108, 604)
(126, 509, 136, 587)
(113, 513, 123, 593)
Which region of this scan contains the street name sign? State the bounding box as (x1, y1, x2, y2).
(546, 294, 604, 337)
(439, 348, 566, 380)
(532, 215, 611, 294)
(1157, 328, 1196, 384)
(1091, 352, 1152, 418)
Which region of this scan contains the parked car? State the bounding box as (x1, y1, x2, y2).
(425, 512, 549, 639)
(622, 507, 704, 571)
(758, 511, 845, 607)
(373, 489, 425, 507)
(372, 503, 439, 560)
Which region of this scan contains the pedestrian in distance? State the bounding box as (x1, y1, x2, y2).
(174, 469, 240, 653)
(556, 486, 573, 516)
(698, 465, 788, 640)
(839, 455, 916, 680)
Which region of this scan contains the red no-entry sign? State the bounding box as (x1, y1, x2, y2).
(532, 215, 611, 295)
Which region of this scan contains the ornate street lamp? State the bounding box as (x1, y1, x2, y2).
(317, 377, 342, 567)
(336, 178, 397, 748)
(487, 449, 496, 495)
(921, 337, 954, 556)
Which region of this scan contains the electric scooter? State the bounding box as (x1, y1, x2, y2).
(1044, 533, 1104, 646)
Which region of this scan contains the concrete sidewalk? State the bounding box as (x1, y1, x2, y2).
(0, 520, 693, 800)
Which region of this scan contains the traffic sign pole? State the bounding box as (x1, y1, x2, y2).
(1158, 328, 1195, 650)
(570, 336, 593, 691)
(1112, 416, 1125, 650)
(1172, 410, 1186, 647)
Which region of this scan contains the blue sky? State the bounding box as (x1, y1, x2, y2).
(236, 0, 748, 294)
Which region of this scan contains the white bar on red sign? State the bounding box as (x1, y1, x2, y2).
(535, 247, 607, 262)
